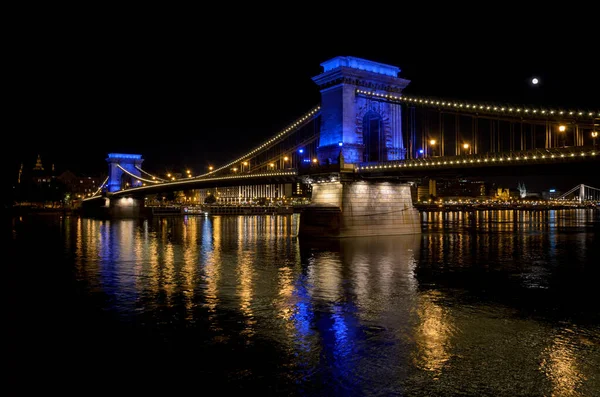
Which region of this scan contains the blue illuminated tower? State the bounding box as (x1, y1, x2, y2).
(105, 153, 144, 193)
(312, 56, 411, 164)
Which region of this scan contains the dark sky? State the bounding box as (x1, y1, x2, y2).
(6, 8, 598, 192)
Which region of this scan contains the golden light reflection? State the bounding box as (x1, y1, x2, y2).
(276, 266, 295, 322)
(413, 290, 454, 377)
(146, 218, 177, 305)
(309, 253, 342, 302)
(72, 217, 103, 279)
(182, 218, 199, 269)
(87, 219, 100, 262)
(144, 220, 161, 294)
(235, 216, 266, 337)
(182, 217, 199, 319)
(340, 235, 420, 324)
(540, 331, 586, 396)
(75, 217, 83, 261)
(204, 217, 222, 318)
(163, 235, 175, 297)
(237, 253, 256, 337)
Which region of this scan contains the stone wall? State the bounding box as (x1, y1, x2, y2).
(340, 181, 420, 236)
(299, 180, 421, 237)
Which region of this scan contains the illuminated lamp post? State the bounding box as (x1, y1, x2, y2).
(463, 143, 471, 155)
(558, 125, 566, 148)
(592, 131, 598, 148)
(283, 156, 289, 169)
(429, 139, 437, 157)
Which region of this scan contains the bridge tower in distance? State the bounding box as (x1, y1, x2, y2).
(312, 56, 410, 165)
(106, 153, 144, 193)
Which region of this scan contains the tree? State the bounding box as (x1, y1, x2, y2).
(204, 194, 217, 204)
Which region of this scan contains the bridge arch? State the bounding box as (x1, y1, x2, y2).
(362, 110, 386, 162)
(106, 153, 144, 193)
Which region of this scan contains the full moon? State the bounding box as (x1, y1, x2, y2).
(531, 78, 539, 85)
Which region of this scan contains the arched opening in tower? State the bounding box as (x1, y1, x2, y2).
(363, 111, 386, 162)
(120, 172, 136, 189)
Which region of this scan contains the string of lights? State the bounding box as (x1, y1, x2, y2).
(356, 90, 599, 120)
(357, 148, 597, 172)
(135, 165, 168, 182)
(195, 106, 321, 178)
(116, 164, 163, 185)
(115, 170, 297, 194)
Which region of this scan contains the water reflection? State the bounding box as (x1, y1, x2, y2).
(413, 290, 454, 377)
(9, 210, 599, 395)
(422, 208, 598, 234)
(540, 327, 587, 397)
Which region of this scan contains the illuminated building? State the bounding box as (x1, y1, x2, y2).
(57, 170, 104, 199)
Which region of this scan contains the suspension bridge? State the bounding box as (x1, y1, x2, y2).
(82, 56, 599, 236)
(555, 184, 600, 203)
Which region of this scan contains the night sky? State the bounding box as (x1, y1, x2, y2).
(6, 9, 598, 192)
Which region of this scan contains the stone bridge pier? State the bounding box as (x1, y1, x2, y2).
(299, 56, 421, 237)
(299, 175, 420, 237)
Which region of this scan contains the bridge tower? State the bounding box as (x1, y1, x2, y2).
(312, 56, 411, 165)
(106, 153, 144, 193)
(299, 57, 420, 237)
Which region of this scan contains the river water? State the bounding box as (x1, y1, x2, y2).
(6, 210, 600, 396)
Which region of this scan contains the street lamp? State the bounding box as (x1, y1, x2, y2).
(558, 125, 566, 147)
(242, 161, 248, 172)
(208, 166, 213, 172)
(283, 156, 289, 169)
(592, 131, 598, 147)
(429, 139, 437, 157)
(463, 143, 470, 155)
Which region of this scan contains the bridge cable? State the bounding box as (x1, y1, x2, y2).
(116, 164, 163, 185)
(194, 105, 321, 178)
(89, 176, 109, 197)
(135, 165, 169, 182)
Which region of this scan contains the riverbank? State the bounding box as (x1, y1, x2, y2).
(415, 203, 599, 211)
(6, 206, 80, 216)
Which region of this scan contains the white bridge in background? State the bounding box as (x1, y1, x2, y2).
(556, 184, 600, 203)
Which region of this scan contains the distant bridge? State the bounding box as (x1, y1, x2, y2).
(555, 184, 600, 203)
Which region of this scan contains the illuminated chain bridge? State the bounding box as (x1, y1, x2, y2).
(83, 56, 598, 237)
